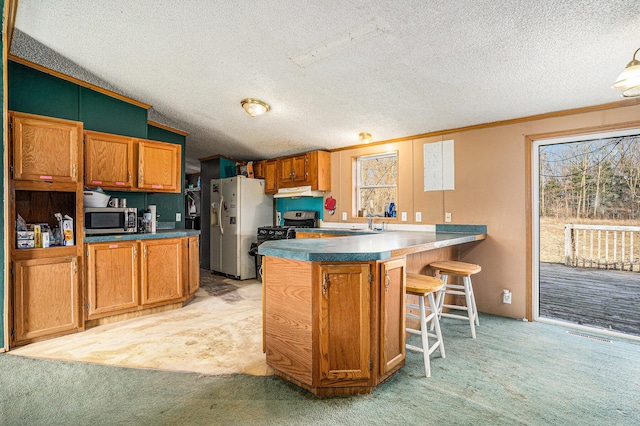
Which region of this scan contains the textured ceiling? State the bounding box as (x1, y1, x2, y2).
(13, 0, 640, 173)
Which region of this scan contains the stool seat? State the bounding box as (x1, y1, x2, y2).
(429, 260, 481, 276)
(429, 260, 481, 338)
(406, 273, 444, 295)
(405, 274, 445, 377)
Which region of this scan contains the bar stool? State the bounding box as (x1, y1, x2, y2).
(429, 260, 482, 338)
(405, 273, 445, 378)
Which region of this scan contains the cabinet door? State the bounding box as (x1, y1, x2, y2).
(278, 154, 308, 187)
(319, 264, 371, 383)
(264, 160, 277, 194)
(12, 256, 80, 344)
(138, 140, 181, 192)
(253, 160, 265, 179)
(187, 236, 200, 296)
(85, 131, 135, 189)
(140, 238, 183, 306)
(296, 232, 322, 239)
(379, 258, 406, 375)
(11, 112, 82, 183)
(86, 242, 138, 319)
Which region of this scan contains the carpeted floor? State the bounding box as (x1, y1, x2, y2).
(2, 272, 640, 425)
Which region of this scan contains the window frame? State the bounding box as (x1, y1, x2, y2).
(355, 151, 398, 216)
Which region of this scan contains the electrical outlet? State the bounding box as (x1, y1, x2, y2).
(342, 212, 347, 221)
(415, 212, 422, 222)
(176, 213, 181, 221)
(401, 212, 407, 221)
(503, 290, 512, 304)
(445, 212, 452, 222)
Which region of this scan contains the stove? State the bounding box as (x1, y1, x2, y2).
(257, 210, 318, 242)
(254, 210, 318, 281)
(257, 225, 297, 242)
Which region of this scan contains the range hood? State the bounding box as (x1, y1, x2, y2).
(273, 186, 325, 198)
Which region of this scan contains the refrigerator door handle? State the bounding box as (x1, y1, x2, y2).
(219, 195, 224, 234)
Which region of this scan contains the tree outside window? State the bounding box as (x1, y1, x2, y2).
(356, 152, 397, 216)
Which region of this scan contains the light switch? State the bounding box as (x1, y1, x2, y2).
(401, 212, 407, 221)
(176, 213, 182, 221)
(445, 212, 452, 222)
(342, 212, 347, 221)
(415, 212, 422, 222)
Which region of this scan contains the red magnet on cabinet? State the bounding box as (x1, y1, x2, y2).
(324, 196, 336, 215)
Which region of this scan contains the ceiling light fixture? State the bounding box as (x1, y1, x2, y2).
(359, 132, 372, 144)
(241, 98, 270, 117)
(613, 48, 640, 98)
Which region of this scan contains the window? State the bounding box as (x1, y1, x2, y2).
(356, 152, 397, 216)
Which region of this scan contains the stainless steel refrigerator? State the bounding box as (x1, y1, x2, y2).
(210, 176, 273, 279)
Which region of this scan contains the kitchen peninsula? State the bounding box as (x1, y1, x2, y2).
(259, 226, 486, 396)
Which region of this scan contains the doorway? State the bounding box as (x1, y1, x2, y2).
(532, 128, 640, 340)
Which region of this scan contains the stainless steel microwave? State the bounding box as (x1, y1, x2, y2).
(84, 207, 138, 235)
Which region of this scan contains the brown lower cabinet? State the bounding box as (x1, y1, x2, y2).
(186, 236, 200, 297)
(139, 238, 183, 306)
(86, 236, 198, 321)
(296, 232, 349, 239)
(264, 256, 406, 396)
(85, 241, 139, 319)
(12, 255, 82, 345)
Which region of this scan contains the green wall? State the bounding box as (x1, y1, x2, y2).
(276, 197, 324, 225)
(80, 87, 147, 137)
(8, 61, 78, 120)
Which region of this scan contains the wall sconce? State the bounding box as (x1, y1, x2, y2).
(241, 98, 270, 117)
(613, 48, 640, 97)
(359, 132, 372, 144)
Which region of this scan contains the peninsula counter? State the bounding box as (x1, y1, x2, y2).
(259, 227, 486, 396)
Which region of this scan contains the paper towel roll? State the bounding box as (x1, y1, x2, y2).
(148, 205, 157, 233)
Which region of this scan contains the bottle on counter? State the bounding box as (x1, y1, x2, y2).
(143, 210, 152, 233)
(389, 199, 396, 218)
(384, 198, 390, 217)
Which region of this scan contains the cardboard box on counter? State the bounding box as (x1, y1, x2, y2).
(16, 230, 35, 240)
(16, 239, 35, 249)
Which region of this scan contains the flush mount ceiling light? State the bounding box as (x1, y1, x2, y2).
(359, 132, 372, 144)
(613, 48, 640, 98)
(241, 98, 270, 117)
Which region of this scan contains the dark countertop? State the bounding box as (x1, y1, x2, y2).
(84, 229, 200, 243)
(258, 229, 487, 262)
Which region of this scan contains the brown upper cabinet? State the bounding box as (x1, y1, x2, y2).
(264, 159, 278, 194)
(84, 132, 182, 193)
(253, 161, 265, 179)
(278, 154, 308, 186)
(276, 150, 331, 191)
(85, 130, 135, 189)
(10, 111, 83, 185)
(138, 139, 181, 192)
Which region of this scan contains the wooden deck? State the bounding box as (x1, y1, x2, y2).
(539, 262, 640, 337)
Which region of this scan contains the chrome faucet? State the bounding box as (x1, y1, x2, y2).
(367, 215, 374, 230)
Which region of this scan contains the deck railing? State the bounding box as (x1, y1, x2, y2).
(564, 224, 640, 271)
